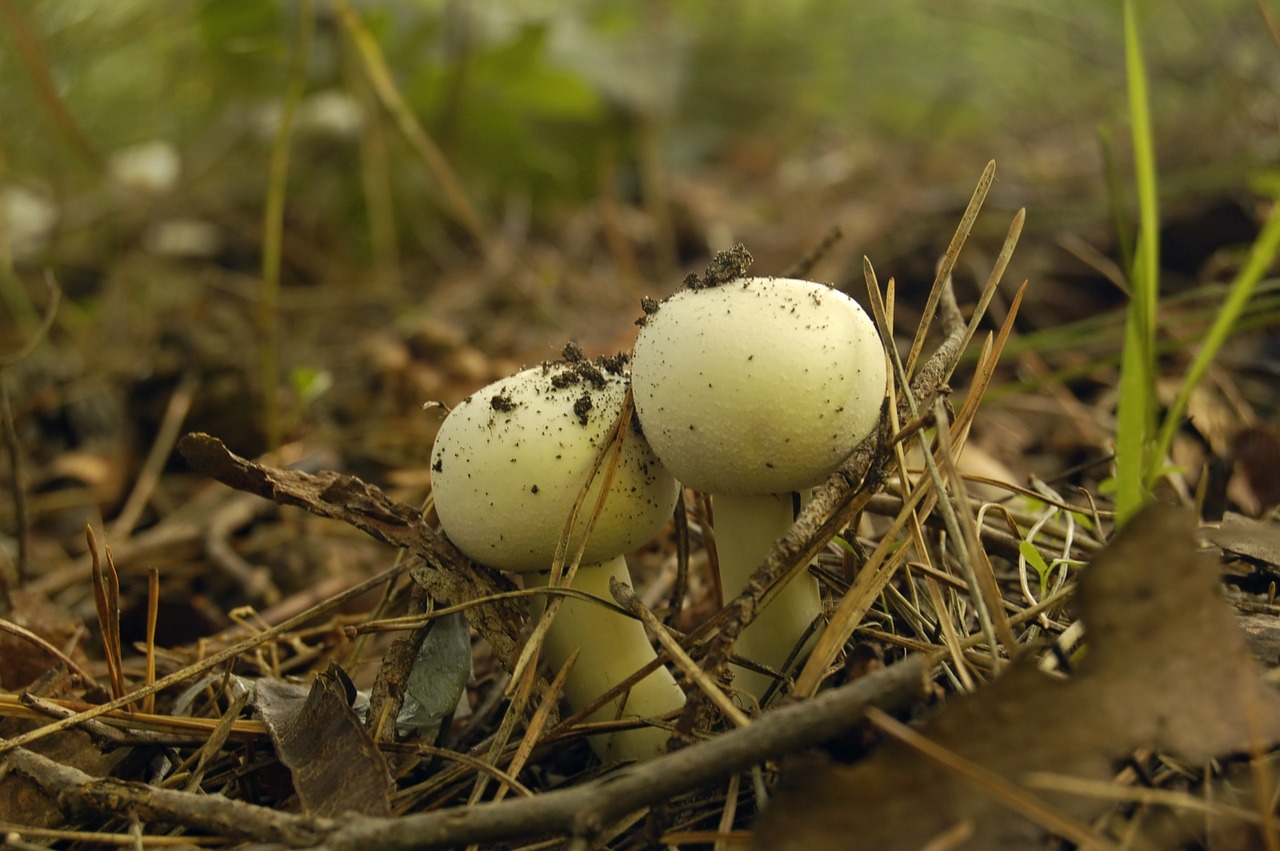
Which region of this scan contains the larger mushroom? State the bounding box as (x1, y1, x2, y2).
(630, 275, 887, 701)
(429, 353, 684, 762)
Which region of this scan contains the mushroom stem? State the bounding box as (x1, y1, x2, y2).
(529, 556, 686, 763)
(712, 492, 822, 702)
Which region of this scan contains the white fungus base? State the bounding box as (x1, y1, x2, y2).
(529, 556, 686, 763)
(712, 492, 822, 703)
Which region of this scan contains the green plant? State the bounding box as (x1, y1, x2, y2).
(1111, 0, 1160, 526)
(1112, 0, 1280, 524)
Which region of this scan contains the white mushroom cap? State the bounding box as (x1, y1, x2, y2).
(430, 357, 679, 572)
(631, 277, 887, 495)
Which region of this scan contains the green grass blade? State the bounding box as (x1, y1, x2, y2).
(1114, 298, 1153, 523)
(1114, 0, 1160, 526)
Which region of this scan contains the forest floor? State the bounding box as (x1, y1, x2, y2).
(2, 9, 1280, 847)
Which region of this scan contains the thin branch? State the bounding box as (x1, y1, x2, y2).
(0, 374, 25, 595)
(259, 0, 315, 453)
(110, 370, 198, 538)
(4, 745, 331, 845)
(0, 619, 97, 684)
(0, 273, 61, 589)
(782, 225, 844, 279)
(175, 432, 523, 668)
(316, 656, 927, 850)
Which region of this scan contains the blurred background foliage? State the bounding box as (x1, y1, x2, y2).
(3, 0, 1274, 257)
(0, 0, 1276, 464)
(0, 0, 1276, 625)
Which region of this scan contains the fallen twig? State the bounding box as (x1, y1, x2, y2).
(4, 745, 332, 845)
(4, 656, 924, 848)
(175, 432, 523, 668)
(318, 655, 927, 850)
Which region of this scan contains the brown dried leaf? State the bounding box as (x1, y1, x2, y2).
(255, 662, 392, 818)
(0, 670, 128, 832)
(753, 505, 1280, 850)
(0, 588, 93, 690)
(1202, 515, 1280, 572)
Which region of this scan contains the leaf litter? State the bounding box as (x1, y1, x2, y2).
(254, 662, 393, 818)
(754, 505, 1280, 850)
(1, 153, 1277, 851)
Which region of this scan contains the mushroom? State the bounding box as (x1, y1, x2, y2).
(429, 354, 685, 762)
(630, 276, 887, 701)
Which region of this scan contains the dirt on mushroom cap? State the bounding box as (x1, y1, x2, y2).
(429, 356, 678, 572)
(630, 277, 887, 495)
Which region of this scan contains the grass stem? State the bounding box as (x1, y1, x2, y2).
(1113, 0, 1160, 525)
(259, 0, 316, 454)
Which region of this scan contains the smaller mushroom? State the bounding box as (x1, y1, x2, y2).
(430, 357, 684, 762)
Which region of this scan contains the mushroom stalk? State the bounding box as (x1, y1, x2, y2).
(712, 492, 821, 701)
(529, 557, 685, 763)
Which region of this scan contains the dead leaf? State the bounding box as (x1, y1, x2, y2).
(753, 505, 1280, 850)
(395, 611, 472, 740)
(1202, 514, 1280, 572)
(0, 588, 93, 690)
(0, 669, 128, 832)
(255, 662, 393, 818)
